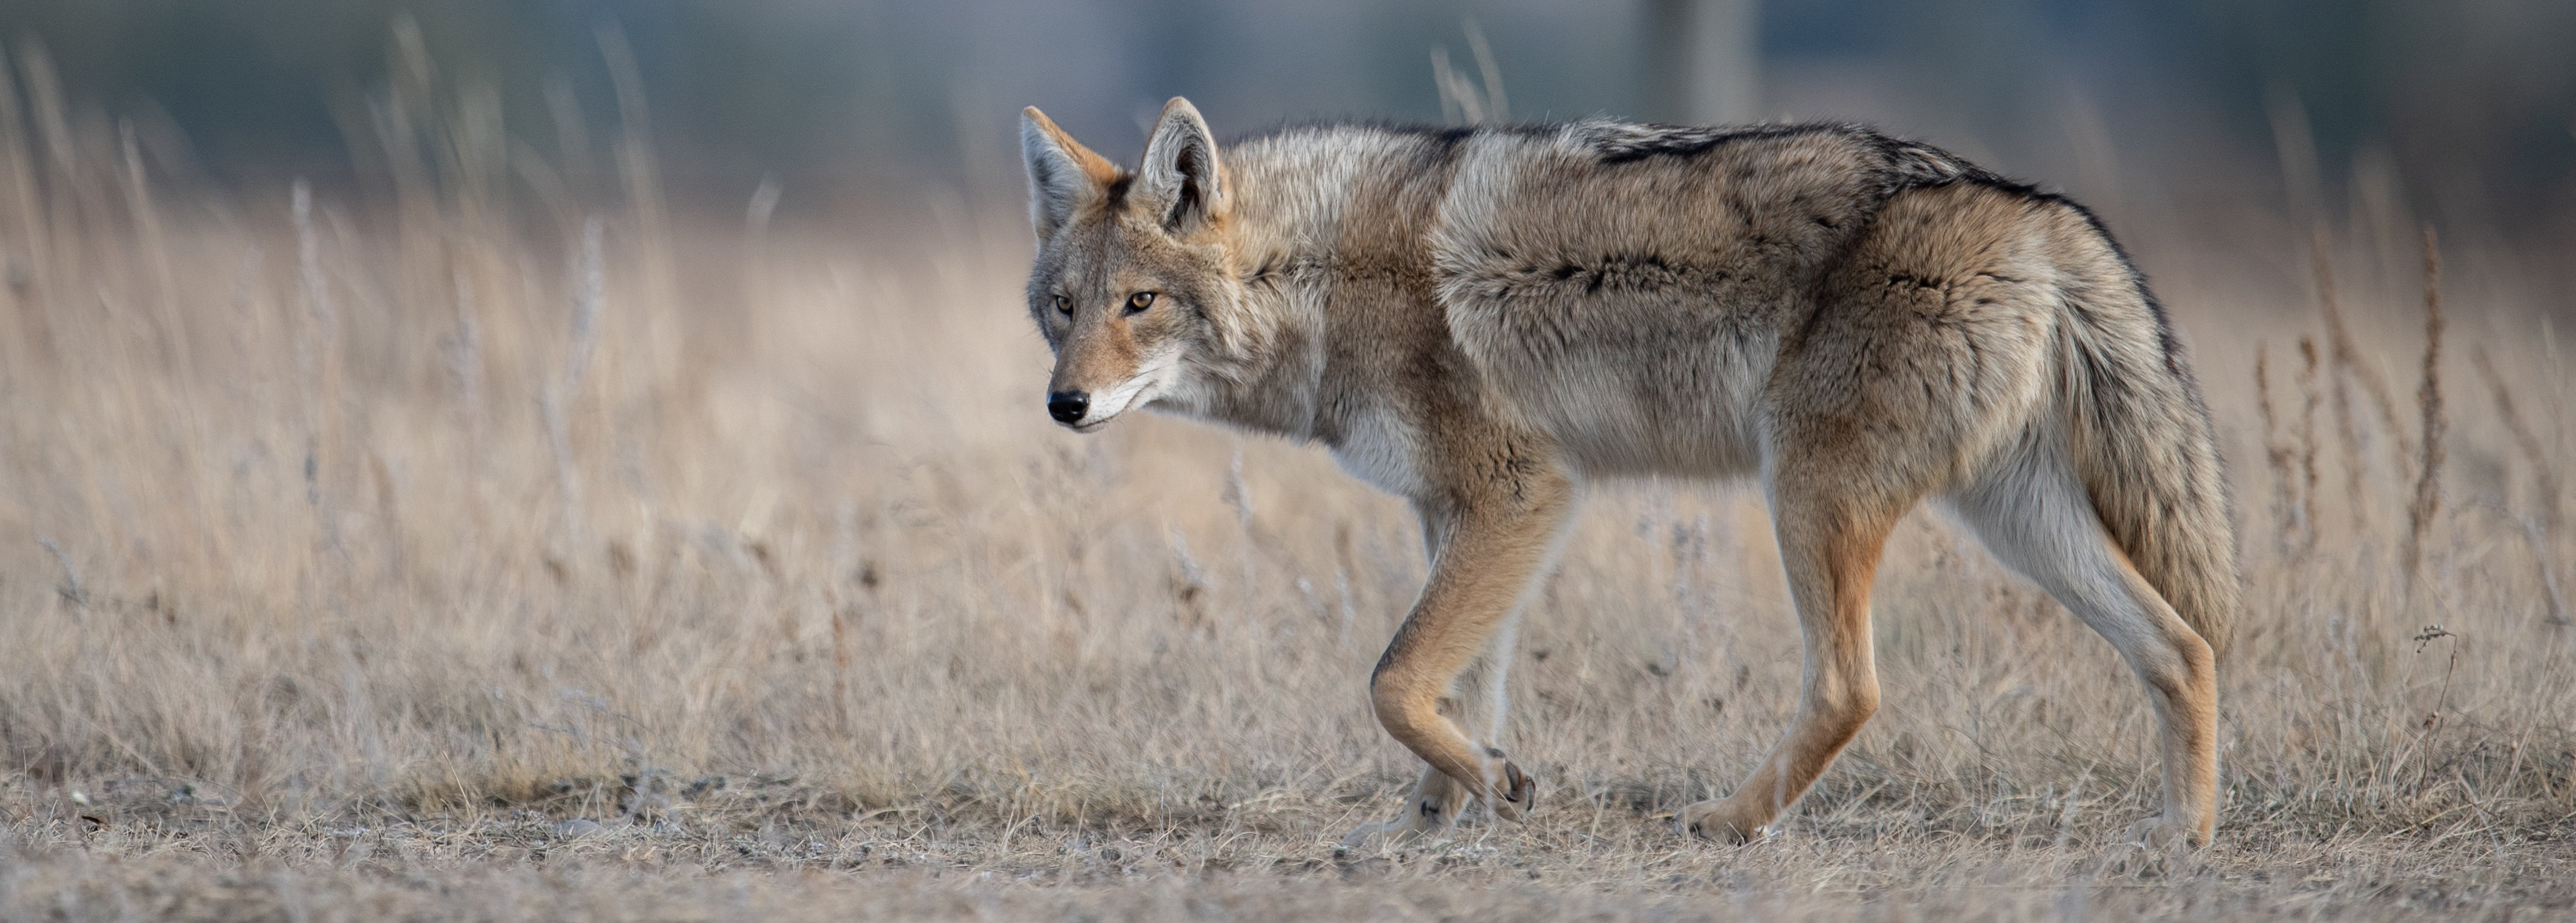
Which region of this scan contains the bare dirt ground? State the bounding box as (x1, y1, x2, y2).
(1, 65, 2571, 921)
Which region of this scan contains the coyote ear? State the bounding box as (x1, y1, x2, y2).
(1138, 97, 1226, 236)
(1021, 106, 1120, 242)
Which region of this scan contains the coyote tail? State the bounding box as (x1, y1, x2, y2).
(2060, 267, 2242, 662)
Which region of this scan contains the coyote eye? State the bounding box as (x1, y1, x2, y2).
(1125, 291, 1157, 314)
(1051, 295, 1072, 315)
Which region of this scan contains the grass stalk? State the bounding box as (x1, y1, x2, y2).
(2474, 344, 2562, 534)
(0, 45, 55, 362)
(2254, 343, 2299, 557)
(120, 120, 188, 390)
(2295, 337, 2324, 558)
(2402, 227, 2445, 593)
(2317, 228, 2416, 464)
(543, 216, 606, 544)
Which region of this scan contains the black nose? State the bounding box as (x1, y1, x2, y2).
(1047, 390, 1090, 424)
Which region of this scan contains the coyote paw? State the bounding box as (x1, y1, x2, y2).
(2095, 814, 2208, 875)
(1341, 756, 1531, 849)
(2122, 814, 2207, 851)
(1677, 798, 1768, 845)
(1340, 791, 1462, 850)
(1337, 818, 1419, 850)
(1339, 809, 1448, 850)
(1487, 757, 1534, 821)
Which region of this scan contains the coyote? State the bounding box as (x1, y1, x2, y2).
(1018, 98, 2237, 848)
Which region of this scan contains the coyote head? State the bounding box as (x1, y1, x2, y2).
(1019, 97, 1238, 432)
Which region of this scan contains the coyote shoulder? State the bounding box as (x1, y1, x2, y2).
(1018, 98, 2237, 847)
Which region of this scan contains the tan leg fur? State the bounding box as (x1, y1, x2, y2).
(1347, 456, 1572, 843)
(1678, 489, 1903, 843)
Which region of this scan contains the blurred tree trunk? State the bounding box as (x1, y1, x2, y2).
(1643, 0, 1759, 126)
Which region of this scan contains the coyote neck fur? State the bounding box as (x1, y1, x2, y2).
(1166, 130, 1465, 461)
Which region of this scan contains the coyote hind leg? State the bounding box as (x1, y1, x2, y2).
(1948, 440, 2219, 847)
(1680, 485, 1905, 844)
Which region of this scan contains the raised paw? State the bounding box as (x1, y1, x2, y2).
(1677, 797, 1768, 845)
(1486, 751, 1535, 821)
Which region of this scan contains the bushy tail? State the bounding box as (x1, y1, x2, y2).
(2061, 272, 2243, 662)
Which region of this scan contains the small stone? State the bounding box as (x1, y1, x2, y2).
(553, 819, 606, 839)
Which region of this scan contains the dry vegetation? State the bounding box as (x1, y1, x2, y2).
(1, 37, 2573, 922)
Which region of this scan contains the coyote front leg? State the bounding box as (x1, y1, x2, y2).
(1340, 621, 1528, 847)
(1344, 463, 1573, 846)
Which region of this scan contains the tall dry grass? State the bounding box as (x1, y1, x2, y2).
(0, 32, 2570, 922)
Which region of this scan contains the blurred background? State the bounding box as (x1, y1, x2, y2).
(2, 0, 2573, 246)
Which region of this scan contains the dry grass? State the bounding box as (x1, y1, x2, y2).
(1, 44, 2573, 922)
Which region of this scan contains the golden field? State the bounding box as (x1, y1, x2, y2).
(0, 48, 2571, 921)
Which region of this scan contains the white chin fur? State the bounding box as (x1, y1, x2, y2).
(1061, 354, 1179, 432)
